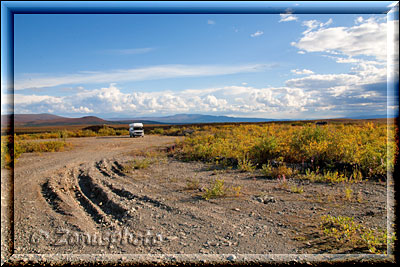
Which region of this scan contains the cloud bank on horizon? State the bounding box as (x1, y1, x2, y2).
(5, 11, 399, 119)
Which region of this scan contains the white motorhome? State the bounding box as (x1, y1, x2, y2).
(129, 123, 144, 138)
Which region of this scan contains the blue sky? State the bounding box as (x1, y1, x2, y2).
(7, 5, 399, 119)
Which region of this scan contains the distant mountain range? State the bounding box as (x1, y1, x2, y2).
(342, 114, 388, 120)
(108, 114, 278, 124)
(1, 113, 391, 127)
(1, 114, 162, 127)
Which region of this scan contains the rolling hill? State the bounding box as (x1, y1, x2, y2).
(109, 113, 278, 124)
(6, 114, 163, 127)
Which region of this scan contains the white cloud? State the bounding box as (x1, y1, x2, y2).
(279, 14, 298, 22)
(250, 31, 264, 37)
(13, 94, 62, 105)
(205, 95, 227, 108)
(15, 64, 267, 90)
(355, 16, 364, 24)
(207, 20, 215, 25)
(302, 18, 333, 34)
(293, 17, 387, 61)
(291, 69, 314, 75)
(71, 106, 93, 113)
(286, 74, 362, 91)
(13, 77, 388, 119)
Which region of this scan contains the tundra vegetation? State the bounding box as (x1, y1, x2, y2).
(1, 135, 69, 168)
(1, 126, 129, 168)
(320, 215, 395, 254)
(175, 122, 397, 182)
(3, 121, 397, 179)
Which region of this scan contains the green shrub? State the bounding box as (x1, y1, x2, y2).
(202, 179, 242, 200)
(98, 126, 116, 136)
(18, 140, 68, 153)
(250, 136, 279, 165)
(237, 154, 256, 172)
(202, 179, 227, 200)
(123, 158, 152, 172)
(320, 215, 393, 254)
(300, 168, 361, 184)
(1, 136, 14, 169)
(177, 122, 396, 181)
(152, 128, 164, 135)
(290, 185, 304, 194)
(261, 162, 295, 179)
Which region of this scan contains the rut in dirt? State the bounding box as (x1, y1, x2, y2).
(41, 180, 71, 216)
(39, 158, 199, 231)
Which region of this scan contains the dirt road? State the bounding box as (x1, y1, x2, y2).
(4, 135, 388, 257)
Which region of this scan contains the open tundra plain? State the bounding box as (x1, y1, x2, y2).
(2, 126, 392, 257)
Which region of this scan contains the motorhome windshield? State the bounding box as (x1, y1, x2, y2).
(133, 127, 143, 130)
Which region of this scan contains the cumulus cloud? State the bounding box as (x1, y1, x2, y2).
(292, 17, 387, 61)
(355, 16, 364, 24)
(288, 15, 390, 115)
(13, 78, 385, 119)
(291, 69, 314, 75)
(279, 14, 298, 22)
(285, 69, 386, 98)
(301, 18, 333, 34)
(15, 64, 266, 90)
(250, 31, 264, 37)
(71, 106, 93, 113)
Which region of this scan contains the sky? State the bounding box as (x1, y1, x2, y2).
(5, 3, 399, 119)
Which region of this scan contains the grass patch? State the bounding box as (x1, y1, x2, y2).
(15, 126, 130, 140)
(320, 215, 395, 254)
(202, 179, 242, 200)
(122, 158, 152, 173)
(237, 154, 256, 172)
(1, 136, 14, 169)
(344, 186, 353, 201)
(298, 168, 363, 184)
(290, 184, 304, 194)
(202, 179, 226, 200)
(261, 161, 295, 179)
(17, 140, 69, 154)
(1, 136, 70, 169)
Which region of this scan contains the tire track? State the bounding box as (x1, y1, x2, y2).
(76, 168, 130, 223)
(41, 157, 205, 232)
(41, 180, 71, 216)
(98, 160, 207, 223)
(102, 180, 174, 212)
(71, 178, 107, 225)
